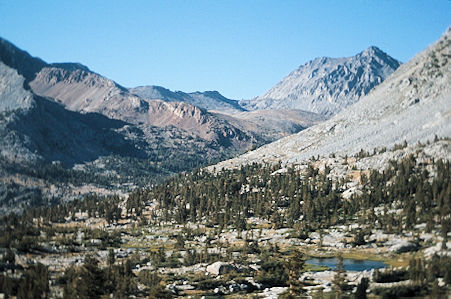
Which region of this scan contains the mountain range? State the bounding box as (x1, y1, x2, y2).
(130, 85, 245, 113)
(1, 25, 450, 299)
(0, 37, 256, 167)
(0, 34, 406, 212)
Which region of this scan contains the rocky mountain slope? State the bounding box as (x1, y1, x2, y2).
(27, 60, 253, 147)
(217, 109, 326, 141)
(0, 44, 253, 166)
(27, 61, 323, 146)
(130, 85, 245, 113)
(240, 46, 401, 116)
(0, 37, 326, 212)
(215, 29, 451, 170)
(0, 60, 148, 212)
(0, 38, 262, 212)
(0, 61, 146, 165)
(0, 59, 256, 212)
(0, 37, 332, 153)
(0, 37, 253, 149)
(17, 39, 320, 148)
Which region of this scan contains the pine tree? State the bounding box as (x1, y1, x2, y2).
(108, 248, 115, 266)
(332, 254, 347, 297)
(283, 250, 305, 296)
(78, 255, 105, 298)
(355, 277, 368, 299)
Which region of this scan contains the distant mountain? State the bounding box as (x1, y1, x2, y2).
(240, 46, 401, 116)
(0, 36, 325, 148)
(0, 44, 254, 153)
(130, 85, 327, 140)
(28, 62, 252, 146)
(215, 29, 451, 170)
(0, 45, 258, 212)
(0, 38, 264, 192)
(0, 38, 328, 151)
(0, 61, 147, 166)
(131, 85, 245, 113)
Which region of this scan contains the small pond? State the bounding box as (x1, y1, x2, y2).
(306, 257, 388, 272)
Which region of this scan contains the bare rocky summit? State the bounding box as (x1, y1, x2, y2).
(240, 46, 401, 116)
(214, 29, 451, 170)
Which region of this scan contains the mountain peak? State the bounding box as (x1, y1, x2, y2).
(216, 28, 451, 171)
(358, 46, 392, 60)
(361, 45, 383, 56)
(240, 46, 401, 116)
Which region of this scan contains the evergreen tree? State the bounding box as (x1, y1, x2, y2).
(355, 277, 369, 299)
(332, 254, 347, 297)
(283, 249, 305, 296)
(108, 248, 115, 266)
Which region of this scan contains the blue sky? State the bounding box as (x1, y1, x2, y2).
(0, 1, 449, 99)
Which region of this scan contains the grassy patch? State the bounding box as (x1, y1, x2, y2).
(385, 255, 410, 268)
(304, 263, 330, 272)
(303, 249, 335, 258)
(342, 251, 410, 268)
(341, 251, 386, 261)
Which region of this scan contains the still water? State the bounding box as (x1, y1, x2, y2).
(306, 257, 388, 271)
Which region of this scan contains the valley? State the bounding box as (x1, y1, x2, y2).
(0, 17, 450, 299)
(0, 138, 449, 298)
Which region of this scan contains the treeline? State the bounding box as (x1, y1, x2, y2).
(123, 155, 450, 237)
(0, 156, 110, 186)
(0, 146, 227, 190)
(6, 154, 449, 239)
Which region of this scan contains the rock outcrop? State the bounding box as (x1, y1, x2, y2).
(206, 261, 236, 276)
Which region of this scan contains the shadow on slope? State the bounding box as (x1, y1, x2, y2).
(4, 96, 148, 167)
